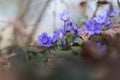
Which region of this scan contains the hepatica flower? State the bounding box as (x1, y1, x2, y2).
(59, 28, 66, 38)
(61, 42, 67, 49)
(94, 15, 110, 24)
(64, 20, 81, 33)
(65, 21, 74, 32)
(94, 15, 112, 29)
(60, 21, 73, 33)
(93, 8, 120, 30)
(52, 31, 60, 43)
(72, 24, 81, 38)
(59, 10, 70, 21)
(73, 24, 81, 34)
(94, 15, 105, 24)
(96, 42, 106, 52)
(38, 32, 52, 47)
(84, 19, 101, 35)
(105, 8, 120, 17)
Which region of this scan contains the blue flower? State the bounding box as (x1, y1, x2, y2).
(61, 42, 67, 49)
(94, 15, 110, 24)
(72, 24, 81, 38)
(105, 8, 120, 17)
(94, 15, 112, 29)
(52, 31, 60, 43)
(59, 28, 66, 38)
(72, 24, 78, 30)
(60, 20, 81, 39)
(59, 10, 70, 21)
(72, 24, 81, 34)
(38, 32, 52, 47)
(94, 15, 105, 24)
(64, 21, 81, 33)
(96, 42, 106, 52)
(65, 21, 73, 32)
(84, 19, 101, 35)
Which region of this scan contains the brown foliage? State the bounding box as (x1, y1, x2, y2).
(97, 0, 109, 5)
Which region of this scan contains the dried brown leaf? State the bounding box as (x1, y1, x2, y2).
(97, 0, 109, 5)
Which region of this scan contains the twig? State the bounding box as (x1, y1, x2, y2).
(92, 4, 99, 19)
(117, 0, 120, 9)
(18, 0, 32, 21)
(19, 0, 32, 20)
(92, 0, 101, 19)
(92, 0, 112, 19)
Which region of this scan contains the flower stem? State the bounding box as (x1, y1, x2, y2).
(48, 47, 52, 55)
(64, 21, 67, 31)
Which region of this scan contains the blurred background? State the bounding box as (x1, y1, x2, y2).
(0, 0, 120, 49)
(0, 1, 120, 80)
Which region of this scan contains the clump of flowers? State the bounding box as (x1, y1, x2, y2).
(105, 8, 120, 17)
(52, 31, 60, 43)
(37, 8, 120, 54)
(38, 10, 82, 48)
(84, 8, 119, 35)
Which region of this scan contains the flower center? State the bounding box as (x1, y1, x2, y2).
(90, 24, 95, 30)
(43, 38, 48, 43)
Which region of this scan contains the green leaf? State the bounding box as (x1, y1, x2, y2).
(57, 40, 62, 46)
(9, 47, 28, 69)
(66, 33, 74, 44)
(71, 46, 82, 55)
(53, 49, 74, 56)
(74, 38, 85, 45)
(27, 54, 46, 68)
(90, 35, 102, 42)
(10, 47, 48, 69)
(62, 45, 71, 50)
(56, 40, 62, 49)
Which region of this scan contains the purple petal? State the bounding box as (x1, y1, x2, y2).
(59, 10, 70, 21)
(101, 45, 107, 51)
(96, 42, 101, 47)
(88, 31, 95, 35)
